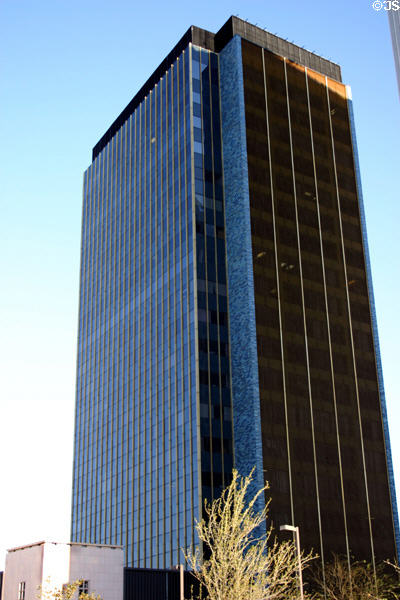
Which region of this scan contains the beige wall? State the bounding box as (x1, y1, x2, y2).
(2, 543, 44, 600)
(69, 546, 123, 600)
(1, 543, 123, 600)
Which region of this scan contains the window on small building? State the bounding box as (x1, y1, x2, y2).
(18, 582, 26, 600)
(78, 581, 89, 596)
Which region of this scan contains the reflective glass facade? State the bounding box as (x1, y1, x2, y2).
(71, 43, 234, 568)
(72, 16, 399, 572)
(389, 9, 400, 98)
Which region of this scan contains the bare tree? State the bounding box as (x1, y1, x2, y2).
(385, 559, 400, 577)
(38, 579, 102, 600)
(185, 468, 315, 600)
(312, 554, 399, 600)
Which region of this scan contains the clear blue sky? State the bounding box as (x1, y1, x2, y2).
(1, 0, 399, 569)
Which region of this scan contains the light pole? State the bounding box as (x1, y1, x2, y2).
(280, 524, 304, 600)
(173, 564, 184, 600)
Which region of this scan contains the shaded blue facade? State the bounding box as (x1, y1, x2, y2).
(71, 43, 234, 568)
(218, 36, 265, 510)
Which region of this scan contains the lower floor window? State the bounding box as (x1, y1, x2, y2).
(18, 582, 25, 600)
(78, 581, 89, 596)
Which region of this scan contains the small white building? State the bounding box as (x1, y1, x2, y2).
(1, 542, 123, 600)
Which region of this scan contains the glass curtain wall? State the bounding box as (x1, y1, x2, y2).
(240, 37, 396, 567)
(71, 43, 234, 568)
(72, 46, 197, 569)
(192, 46, 234, 508)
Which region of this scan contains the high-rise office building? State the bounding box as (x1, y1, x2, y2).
(71, 16, 399, 570)
(389, 9, 400, 98)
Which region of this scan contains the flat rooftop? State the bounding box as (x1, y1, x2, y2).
(92, 15, 341, 161)
(7, 540, 123, 552)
